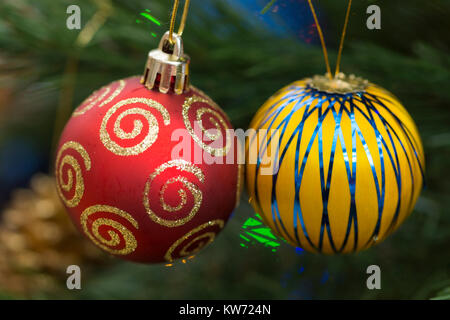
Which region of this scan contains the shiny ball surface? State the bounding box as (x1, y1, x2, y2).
(246, 77, 424, 254)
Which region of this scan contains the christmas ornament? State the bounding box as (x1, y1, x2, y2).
(245, 0, 425, 254)
(55, 1, 242, 263)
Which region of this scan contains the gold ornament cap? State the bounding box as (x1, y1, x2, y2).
(141, 31, 190, 95)
(308, 73, 369, 94)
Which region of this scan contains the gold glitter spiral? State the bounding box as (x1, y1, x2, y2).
(80, 205, 139, 255)
(182, 95, 231, 157)
(144, 159, 205, 228)
(72, 80, 126, 117)
(55, 141, 91, 208)
(100, 97, 170, 156)
(164, 219, 225, 262)
(99, 80, 126, 107)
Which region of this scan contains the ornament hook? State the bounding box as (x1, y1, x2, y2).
(141, 0, 192, 94)
(141, 31, 190, 95)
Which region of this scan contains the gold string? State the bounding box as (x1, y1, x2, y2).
(169, 0, 191, 44)
(168, 0, 179, 43)
(178, 0, 191, 36)
(307, 0, 332, 80)
(335, 0, 353, 77)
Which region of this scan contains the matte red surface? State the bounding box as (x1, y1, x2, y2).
(56, 76, 239, 263)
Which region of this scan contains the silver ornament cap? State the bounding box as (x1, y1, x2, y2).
(141, 31, 190, 95)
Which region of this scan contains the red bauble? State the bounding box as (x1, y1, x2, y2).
(55, 76, 242, 263)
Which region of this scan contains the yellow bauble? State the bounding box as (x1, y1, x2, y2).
(245, 74, 425, 254)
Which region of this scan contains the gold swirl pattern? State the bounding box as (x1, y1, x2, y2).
(72, 80, 126, 117)
(80, 205, 139, 255)
(99, 80, 126, 107)
(100, 98, 170, 156)
(160, 177, 188, 212)
(73, 87, 110, 117)
(164, 219, 225, 262)
(55, 141, 91, 208)
(182, 95, 231, 157)
(144, 159, 205, 227)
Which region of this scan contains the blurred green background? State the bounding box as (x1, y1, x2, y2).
(0, 0, 448, 299)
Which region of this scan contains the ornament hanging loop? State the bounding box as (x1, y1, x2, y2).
(141, 0, 191, 94)
(141, 31, 190, 95)
(169, 0, 191, 44)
